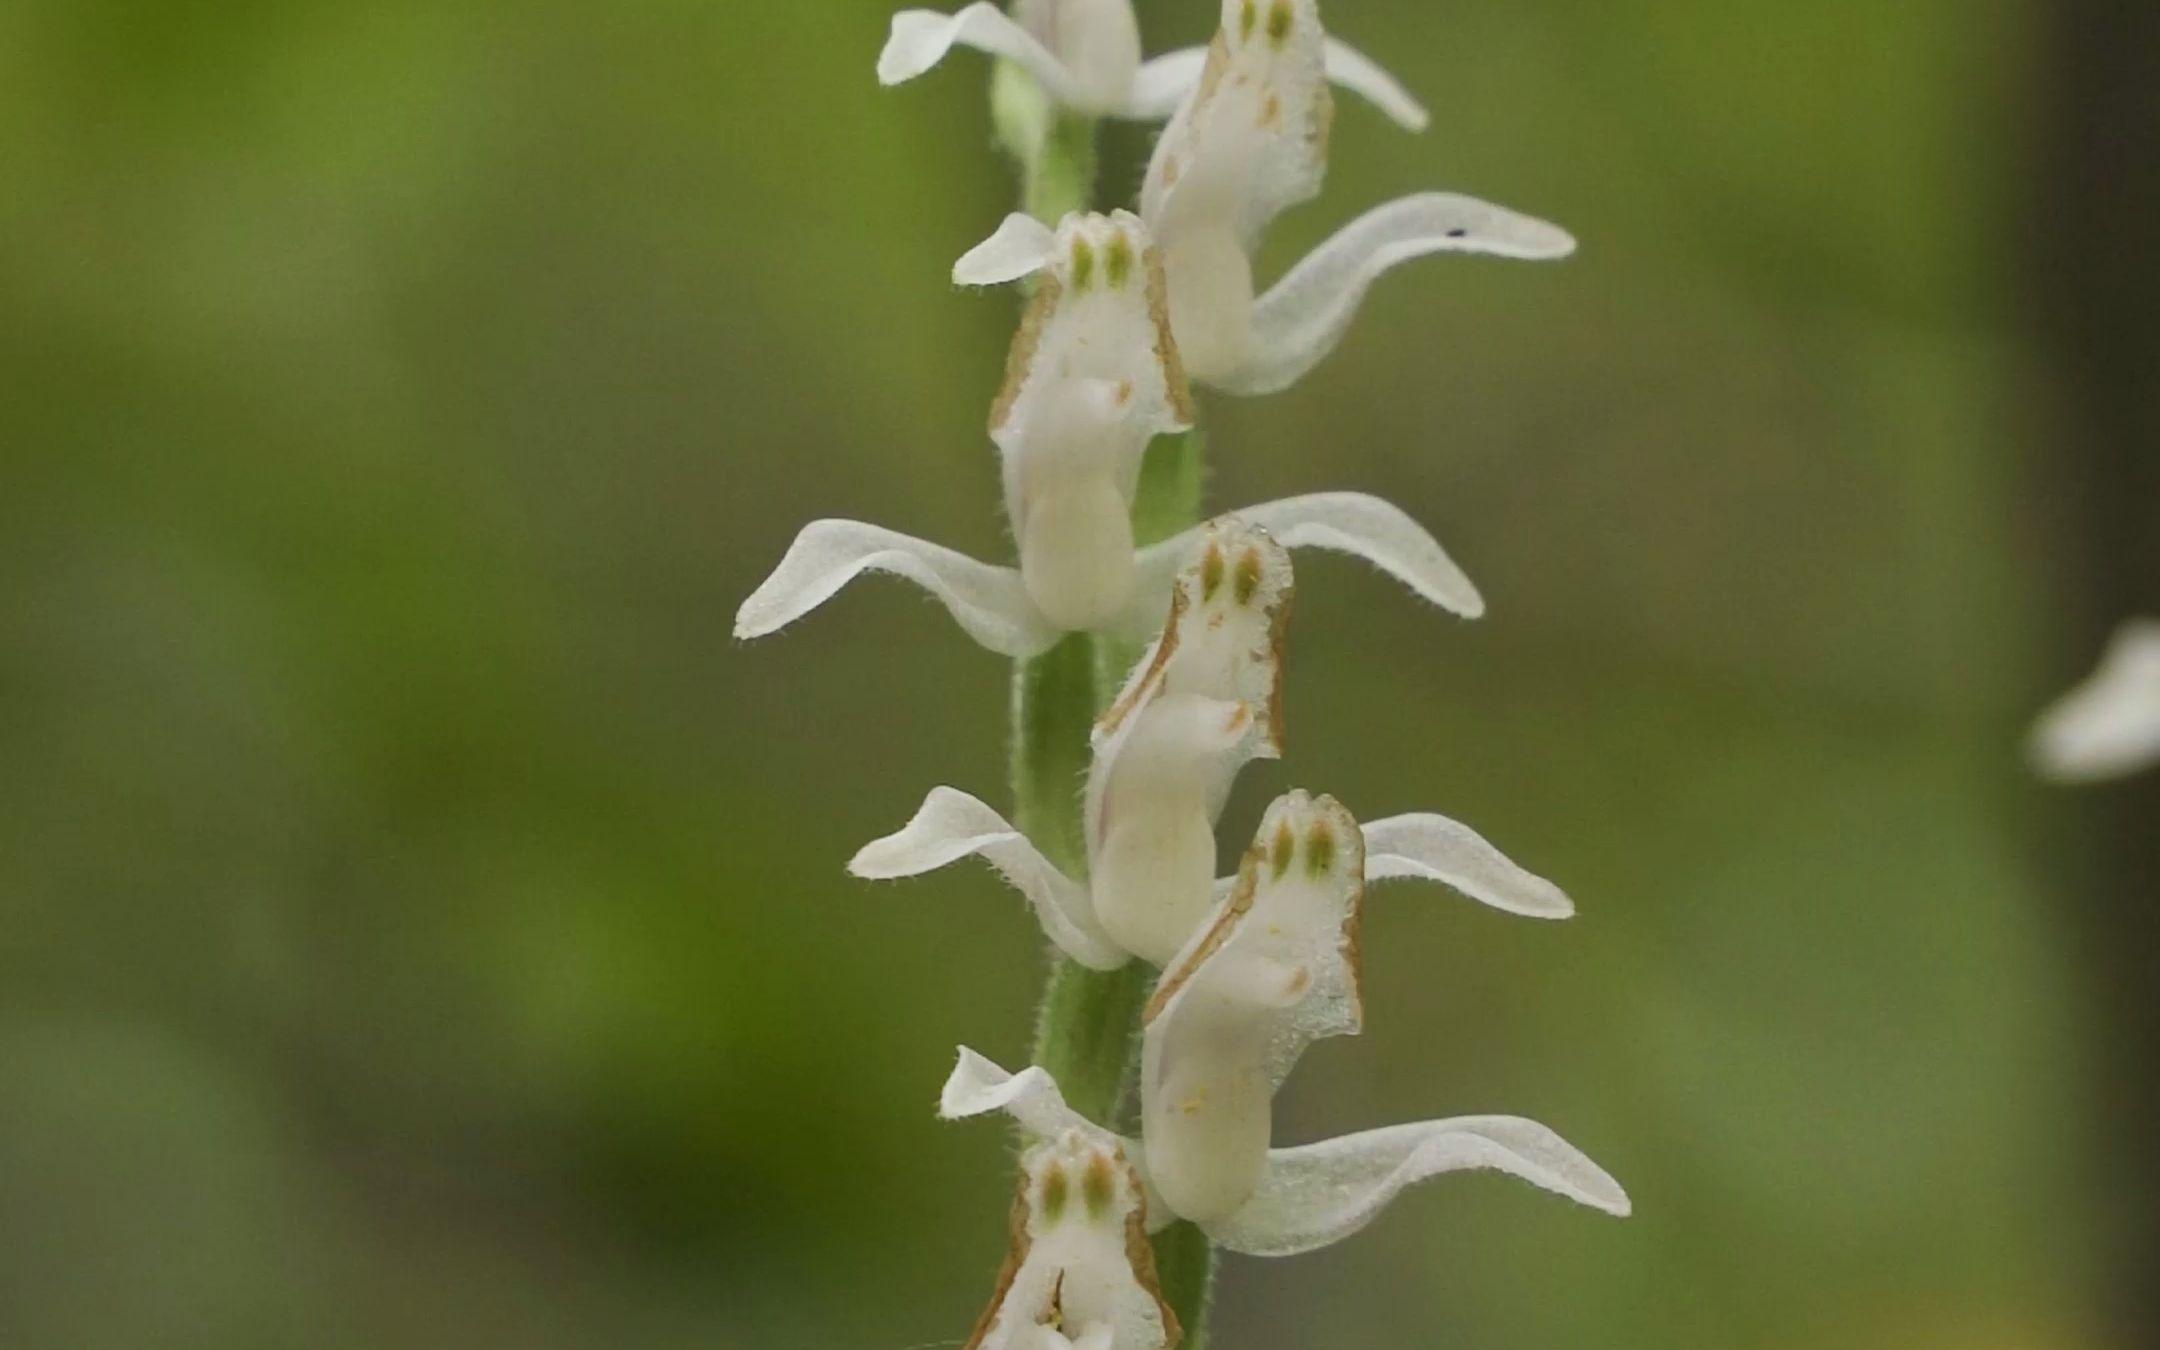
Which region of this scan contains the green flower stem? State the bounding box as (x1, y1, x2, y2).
(996, 58, 1217, 1350)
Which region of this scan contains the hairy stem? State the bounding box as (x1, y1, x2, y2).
(997, 56, 1218, 1349)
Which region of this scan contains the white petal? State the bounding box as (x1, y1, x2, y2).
(1116, 46, 1209, 119)
(879, 5, 1080, 105)
(940, 1048, 1117, 1146)
(1218, 193, 1576, 395)
(1321, 38, 1429, 132)
(851, 788, 1128, 970)
(1130, 494, 1482, 630)
(734, 519, 1058, 657)
(2030, 618, 2160, 782)
(1361, 813, 1574, 919)
(1208, 1115, 1631, 1256)
(955, 213, 1060, 287)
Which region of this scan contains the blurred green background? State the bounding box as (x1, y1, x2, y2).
(3, 0, 2143, 1346)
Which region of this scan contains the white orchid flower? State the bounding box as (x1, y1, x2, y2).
(939, 1045, 1629, 1258)
(878, 0, 1430, 129)
(964, 1129, 1179, 1350)
(1138, 0, 1575, 393)
(2030, 618, 2160, 782)
(848, 521, 1296, 970)
(735, 213, 1480, 652)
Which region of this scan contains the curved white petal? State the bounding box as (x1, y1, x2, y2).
(956, 213, 1060, 286)
(1208, 1115, 1631, 1256)
(1130, 494, 1481, 632)
(1321, 38, 1429, 132)
(851, 788, 1127, 970)
(879, 5, 1080, 105)
(940, 1048, 1119, 1146)
(1117, 46, 1209, 119)
(1361, 813, 1574, 919)
(734, 520, 1058, 657)
(1219, 193, 1577, 396)
(2030, 618, 2160, 782)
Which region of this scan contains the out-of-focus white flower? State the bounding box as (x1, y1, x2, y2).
(878, 0, 1430, 128)
(847, 521, 1295, 970)
(1138, 0, 1574, 393)
(964, 1129, 1178, 1350)
(2030, 619, 2160, 782)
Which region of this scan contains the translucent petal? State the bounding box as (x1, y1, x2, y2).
(1127, 494, 1482, 634)
(880, 5, 1081, 105)
(1219, 193, 1577, 395)
(734, 519, 1058, 657)
(1117, 47, 1209, 119)
(1321, 38, 1429, 131)
(850, 787, 1128, 970)
(956, 213, 1059, 286)
(2030, 618, 2160, 782)
(1360, 813, 1574, 919)
(941, 1048, 1118, 1146)
(1207, 1115, 1632, 1256)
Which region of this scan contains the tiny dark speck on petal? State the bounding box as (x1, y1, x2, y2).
(1446, 228, 1468, 238)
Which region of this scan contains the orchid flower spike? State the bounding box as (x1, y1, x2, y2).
(878, 0, 1430, 129)
(847, 521, 1295, 970)
(940, 1042, 1630, 1259)
(2030, 618, 2160, 782)
(736, 223, 1481, 649)
(1139, 0, 1576, 394)
(964, 1129, 1178, 1350)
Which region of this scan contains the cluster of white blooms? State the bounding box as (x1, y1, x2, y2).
(738, 2, 1624, 1345)
(2031, 619, 2160, 782)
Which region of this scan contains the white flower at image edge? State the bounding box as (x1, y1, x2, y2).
(2030, 618, 2160, 782)
(1141, 0, 1576, 393)
(878, 0, 1431, 129)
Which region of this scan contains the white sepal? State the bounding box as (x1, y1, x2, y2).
(1218, 193, 1578, 395)
(1360, 812, 1574, 919)
(967, 1129, 1175, 1350)
(1126, 494, 1481, 638)
(1320, 37, 1429, 132)
(1205, 1114, 1632, 1257)
(2030, 618, 2160, 782)
(1119, 47, 1210, 119)
(941, 1047, 1120, 1147)
(880, 6, 1081, 106)
(956, 213, 1060, 286)
(851, 788, 1129, 971)
(734, 519, 1058, 656)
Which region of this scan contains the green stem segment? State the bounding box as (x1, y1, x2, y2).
(996, 60, 1216, 1350)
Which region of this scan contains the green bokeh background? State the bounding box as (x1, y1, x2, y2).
(0, 1, 2118, 1346)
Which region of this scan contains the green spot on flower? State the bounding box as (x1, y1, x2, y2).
(1266, 0, 1293, 46)
(1041, 1165, 1069, 1224)
(1271, 819, 1296, 878)
(1234, 550, 1262, 605)
(1082, 1154, 1116, 1219)
(1105, 234, 1134, 289)
(1070, 238, 1096, 291)
(1240, 0, 1257, 40)
(1306, 821, 1336, 877)
(1200, 544, 1226, 601)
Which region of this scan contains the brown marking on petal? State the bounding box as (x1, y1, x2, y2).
(990, 273, 1063, 436)
(1146, 844, 1261, 1023)
(1320, 795, 1369, 1030)
(1142, 243, 1195, 425)
(962, 1174, 1037, 1350)
(1121, 1153, 1184, 1350)
(1259, 575, 1293, 754)
(1096, 583, 1187, 743)
(1259, 91, 1282, 129)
